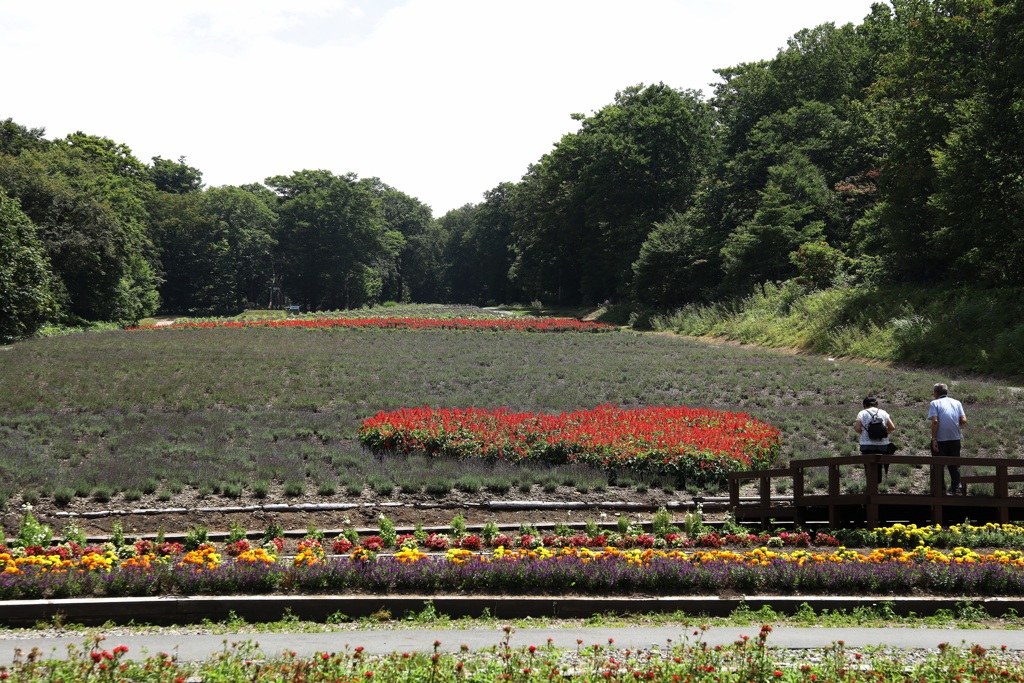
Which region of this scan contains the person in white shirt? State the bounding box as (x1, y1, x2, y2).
(854, 396, 897, 482)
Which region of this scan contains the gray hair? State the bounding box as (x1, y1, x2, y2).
(933, 383, 948, 396)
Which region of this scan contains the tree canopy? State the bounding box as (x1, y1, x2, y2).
(2, 0, 1022, 352)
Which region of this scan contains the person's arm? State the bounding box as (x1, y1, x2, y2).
(959, 414, 967, 427)
(931, 415, 939, 446)
(886, 417, 896, 432)
(853, 419, 863, 435)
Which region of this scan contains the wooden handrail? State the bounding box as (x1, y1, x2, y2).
(727, 454, 1024, 528)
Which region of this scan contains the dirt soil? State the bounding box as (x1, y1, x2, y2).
(7, 483, 726, 543)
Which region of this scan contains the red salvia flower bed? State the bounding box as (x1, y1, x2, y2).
(128, 317, 615, 333)
(359, 404, 780, 480)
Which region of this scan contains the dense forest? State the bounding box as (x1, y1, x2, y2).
(2, 0, 1022, 373)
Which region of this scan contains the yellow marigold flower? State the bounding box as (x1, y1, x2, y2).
(79, 552, 116, 572)
(350, 546, 374, 562)
(235, 548, 277, 565)
(396, 548, 429, 564)
(119, 554, 156, 570)
(443, 549, 472, 564)
(294, 548, 323, 567)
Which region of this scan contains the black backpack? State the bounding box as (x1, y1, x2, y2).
(866, 409, 888, 440)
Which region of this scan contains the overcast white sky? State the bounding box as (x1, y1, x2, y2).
(2, 1, 884, 216)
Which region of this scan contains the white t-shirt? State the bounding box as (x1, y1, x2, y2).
(857, 408, 890, 446)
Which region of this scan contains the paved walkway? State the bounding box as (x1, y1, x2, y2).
(4, 626, 1024, 663)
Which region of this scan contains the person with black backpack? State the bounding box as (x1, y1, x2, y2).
(854, 396, 897, 482)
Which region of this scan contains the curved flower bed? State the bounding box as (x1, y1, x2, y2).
(4, 543, 1024, 600)
(359, 405, 781, 478)
(128, 317, 616, 333)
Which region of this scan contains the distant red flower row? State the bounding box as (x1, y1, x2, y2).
(359, 404, 780, 479)
(128, 317, 615, 333)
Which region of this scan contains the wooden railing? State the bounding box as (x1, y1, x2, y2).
(727, 454, 1024, 529)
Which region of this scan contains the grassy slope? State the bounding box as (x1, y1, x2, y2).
(654, 282, 1024, 379)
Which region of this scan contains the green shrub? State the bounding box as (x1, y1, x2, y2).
(425, 479, 452, 496)
(369, 476, 394, 496)
(652, 506, 675, 538)
(185, 524, 209, 551)
(61, 520, 87, 547)
(53, 488, 74, 507)
(480, 520, 499, 543)
(378, 514, 397, 547)
(486, 478, 511, 494)
(222, 482, 244, 498)
(16, 509, 52, 548)
(304, 522, 324, 542)
(226, 521, 247, 544)
(450, 512, 466, 538)
(263, 523, 284, 544)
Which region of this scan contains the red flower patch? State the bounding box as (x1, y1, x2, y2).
(129, 317, 615, 333)
(359, 404, 780, 479)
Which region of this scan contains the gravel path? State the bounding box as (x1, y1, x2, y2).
(4, 625, 1024, 664)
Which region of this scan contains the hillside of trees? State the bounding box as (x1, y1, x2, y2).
(2, 0, 1022, 375)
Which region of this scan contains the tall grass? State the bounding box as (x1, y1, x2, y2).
(654, 282, 1024, 378)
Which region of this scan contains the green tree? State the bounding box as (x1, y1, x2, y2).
(928, 0, 1024, 285)
(0, 140, 159, 324)
(510, 83, 716, 304)
(361, 180, 441, 303)
(147, 191, 226, 313)
(149, 156, 204, 194)
(149, 185, 277, 313)
(266, 170, 387, 309)
(0, 191, 57, 340)
(713, 22, 878, 164)
(205, 185, 277, 309)
(439, 183, 521, 305)
(632, 182, 731, 308)
(863, 0, 995, 283)
(720, 154, 835, 289)
(0, 118, 48, 157)
(636, 17, 885, 309)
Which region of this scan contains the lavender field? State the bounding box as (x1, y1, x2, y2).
(0, 316, 1021, 514)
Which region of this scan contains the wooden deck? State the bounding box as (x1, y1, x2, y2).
(727, 454, 1024, 529)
